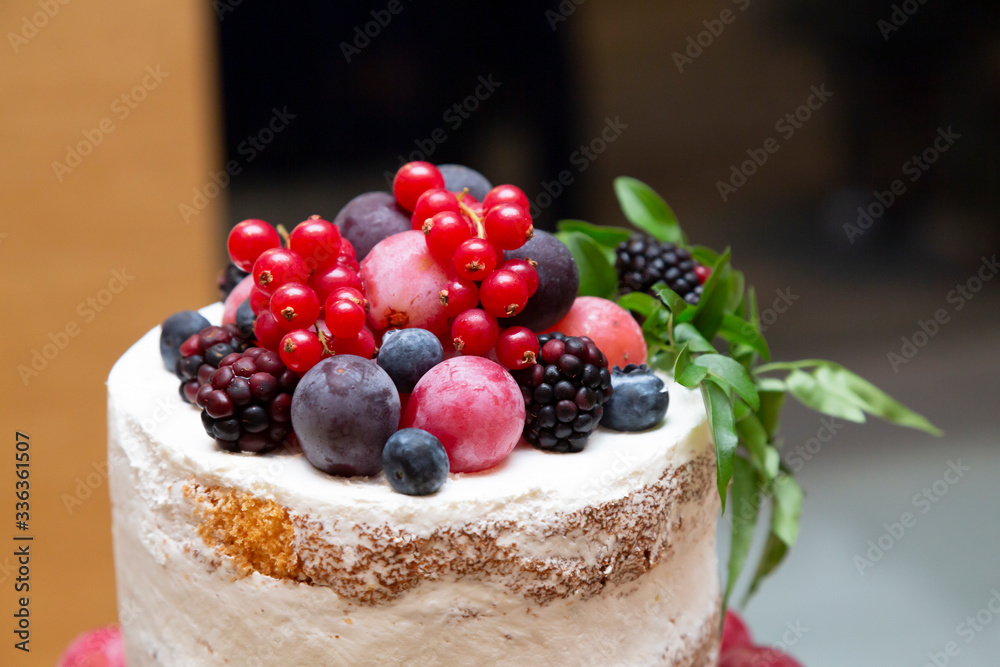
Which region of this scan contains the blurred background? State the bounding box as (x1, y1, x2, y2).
(1, 1, 998, 664)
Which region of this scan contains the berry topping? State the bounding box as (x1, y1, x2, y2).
(436, 163, 493, 200)
(503, 230, 579, 332)
(279, 329, 325, 374)
(217, 262, 249, 300)
(269, 283, 320, 331)
(309, 264, 363, 304)
(411, 188, 461, 231)
(291, 355, 401, 476)
(160, 310, 210, 372)
(332, 191, 411, 261)
(381, 428, 450, 496)
(494, 326, 539, 370)
(234, 299, 255, 339)
(175, 324, 253, 404)
(392, 161, 445, 212)
(615, 233, 705, 305)
(482, 184, 530, 212)
(288, 215, 341, 272)
(453, 237, 498, 281)
(196, 346, 298, 454)
(252, 247, 308, 296)
(402, 356, 524, 472)
(324, 298, 367, 338)
(422, 210, 473, 259)
(544, 296, 647, 369)
(482, 203, 533, 250)
(227, 218, 281, 272)
(377, 328, 444, 393)
(513, 332, 613, 453)
(328, 327, 377, 359)
(479, 269, 529, 318)
(601, 364, 669, 432)
(451, 309, 499, 356)
(438, 278, 479, 317)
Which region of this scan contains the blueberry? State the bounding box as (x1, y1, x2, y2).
(381, 428, 449, 496)
(235, 298, 255, 339)
(160, 310, 210, 372)
(600, 364, 669, 432)
(436, 164, 493, 201)
(376, 328, 444, 394)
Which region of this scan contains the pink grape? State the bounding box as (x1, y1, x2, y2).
(360, 230, 451, 341)
(221, 274, 255, 325)
(402, 356, 524, 472)
(543, 296, 647, 369)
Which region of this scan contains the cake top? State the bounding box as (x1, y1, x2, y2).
(148, 163, 939, 611)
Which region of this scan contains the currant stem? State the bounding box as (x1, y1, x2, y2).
(457, 189, 486, 239)
(276, 224, 291, 248)
(314, 324, 334, 356)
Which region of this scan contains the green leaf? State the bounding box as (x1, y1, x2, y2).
(724, 456, 759, 613)
(812, 364, 943, 436)
(616, 291, 659, 317)
(613, 176, 684, 244)
(690, 248, 733, 340)
(703, 380, 738, 512)
(694, 354, 760, 411)
(652, 285, 690, 318)
(677, 364, 709, 388)
(763, 446, 781, 479)
(718, 314, 771, 361)
(689, 244, 720, 268)
(736, 413, 769, 474)
(554, 231, 618, 299)
(757, 388, 787, 440)
(674, 323, 716, 353)
(556, 219, 632, 248)
(771, 473, 804, 547)
(745, 531, 789, 602)
(725, 269, 746, 316)
(786, 369, 867, 423)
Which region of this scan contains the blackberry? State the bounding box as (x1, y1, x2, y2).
(615, 234, 705, 305)
(175, 324, 253, 404)
(512, 332, 613, 453)
(217, 262, 249, 300)
(194, 347, 299, 454)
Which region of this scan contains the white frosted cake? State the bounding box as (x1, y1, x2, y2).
(108, 304, 721, 666)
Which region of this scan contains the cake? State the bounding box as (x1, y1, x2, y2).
(108, 164, 939, 667)
(109, 305, 721, 666)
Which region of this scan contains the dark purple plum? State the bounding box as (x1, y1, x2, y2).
(332, 191, 411, 261)
(504, 230, 579, 332)
(291, 355, 400, 476)
(436, 164, 492, 201)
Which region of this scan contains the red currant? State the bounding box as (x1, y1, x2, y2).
(483, 204, 533, 250)
(411, 188, 461, 230)
(501, 258, 539, 297)
(479, 269, 529, 318)
(495, 326, 540, 370)
(393, 161, 444, 212)
(324, 297, 367, 338)
(339, 237, 357, 261)
(227, 219, 281, 271)
(269, 282, 320, 331)
(327, 286, 367, 311)
(309, 265, 363, 303)
(330, 327, 377, 359)
(423, 211, 473, 259)
(253, 311, 285, 351)
(453, 237, 497, 282)
(438, 278, 479, 316)
(451, 309, 499, 356)
(482, 184, 529, 212)
(280, 330, 323, 374)
(249, 286, 271, 315)
(289, 215, 341, 272)
(253, 248, 308, 296)
(694, 264, 712, 284)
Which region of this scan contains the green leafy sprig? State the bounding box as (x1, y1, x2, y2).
(555, 176, 942, 611)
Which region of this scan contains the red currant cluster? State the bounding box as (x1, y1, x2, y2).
(392, 161, 542, 371)
(227, 216, 375, 375)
